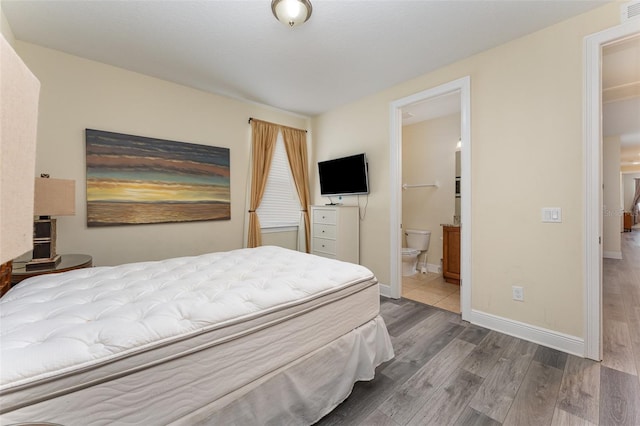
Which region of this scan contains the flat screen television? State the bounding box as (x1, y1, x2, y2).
(318, 153, 369, 197)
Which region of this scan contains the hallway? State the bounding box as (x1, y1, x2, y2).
(602, 229, 640, 386)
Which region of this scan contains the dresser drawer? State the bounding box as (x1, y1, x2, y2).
(309, 205, 359, 264)
(313, 209, 337, 225)
(313, 223, 336, 239)
(312, 238, 337, 255)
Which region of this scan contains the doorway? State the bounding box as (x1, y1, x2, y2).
(584, 22, 640, 361)
(389, 76, 471, 321)
(399, 93, 461, 313)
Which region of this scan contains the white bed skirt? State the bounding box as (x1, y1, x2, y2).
(175, 315, 394, 426)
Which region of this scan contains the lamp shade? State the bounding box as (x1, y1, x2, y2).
(34, 178, 76, 216)
(271, 0, 312, 28)
(0, 34, 40, 264)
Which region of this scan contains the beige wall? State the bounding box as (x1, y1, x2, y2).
(402, 113, 459, 268)
(15, 41, 308, 266)
(312, 3, 620, 338)
(603, 136, 622, 256)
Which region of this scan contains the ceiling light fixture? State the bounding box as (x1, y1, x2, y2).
(271, 0, 312, 28)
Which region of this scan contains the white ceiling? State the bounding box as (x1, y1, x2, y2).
(1, 0, 609, 117)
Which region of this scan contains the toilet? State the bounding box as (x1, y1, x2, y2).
(402, 229, 431, 276)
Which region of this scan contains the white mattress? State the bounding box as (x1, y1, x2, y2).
(0, 246, 386, 424)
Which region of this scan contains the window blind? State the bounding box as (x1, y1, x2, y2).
(257, 131, 301, 228)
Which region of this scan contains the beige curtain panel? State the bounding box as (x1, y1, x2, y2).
(282, 127, 311, 253)
(247, 119, 310, 251)
(247, 120, 279, 248)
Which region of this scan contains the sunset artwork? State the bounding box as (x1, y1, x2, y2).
(86, 129, 230, 226)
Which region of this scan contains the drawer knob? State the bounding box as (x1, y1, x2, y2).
(322, 230, 325, 233)
(322, 244, 325, 248)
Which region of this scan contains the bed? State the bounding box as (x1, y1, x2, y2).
(0, 246, 394, 425)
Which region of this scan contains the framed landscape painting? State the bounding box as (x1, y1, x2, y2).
(86, 129, 230, 226)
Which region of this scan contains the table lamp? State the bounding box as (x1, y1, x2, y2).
(25, 176, 76, 270)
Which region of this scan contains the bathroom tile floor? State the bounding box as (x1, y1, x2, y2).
(401, 271, 460, 314)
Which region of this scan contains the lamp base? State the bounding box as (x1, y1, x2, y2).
(26, 255, 61, 271)
(28, 217, 60, 271)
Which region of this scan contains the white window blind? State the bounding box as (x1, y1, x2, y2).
(257, 131, 301, 229)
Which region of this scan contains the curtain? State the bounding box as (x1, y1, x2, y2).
(282, 127, 311, 253)
(247, 120, 279, 248)
(632, 178, 640, 225)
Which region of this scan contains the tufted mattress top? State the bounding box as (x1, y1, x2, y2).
(0, 246, 376, 402)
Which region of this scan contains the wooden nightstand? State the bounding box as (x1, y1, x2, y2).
(0, 261, 12, 297)
(10, 254, 93, 287)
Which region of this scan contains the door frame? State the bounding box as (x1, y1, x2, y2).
(584, 21, 640, 361)
(388, 76, 471, 321)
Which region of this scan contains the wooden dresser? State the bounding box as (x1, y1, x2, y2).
(0, 261, 12, 297)
(623, 212, 633, 232)
(310, 205, 359, 264)
(442, 225, 461, 285)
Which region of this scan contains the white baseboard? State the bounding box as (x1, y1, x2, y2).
(603, 251, 622, 259)
(379, 283, 394, 298)
(398, 261, 441, 277)
(468, 309, 584, 357)
(417, 262, 441, 274)
(379, 283, 584, 356)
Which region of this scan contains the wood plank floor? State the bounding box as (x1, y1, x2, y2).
(316, 231, 640, 425)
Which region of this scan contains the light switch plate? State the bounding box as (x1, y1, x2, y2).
(542, 207, 562, 223)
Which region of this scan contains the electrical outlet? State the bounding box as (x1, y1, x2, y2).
(512, 286, 524, 301)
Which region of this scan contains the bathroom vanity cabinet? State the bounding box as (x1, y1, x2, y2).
(310, 205, 359, 264)
(442, 225, 460, 285)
